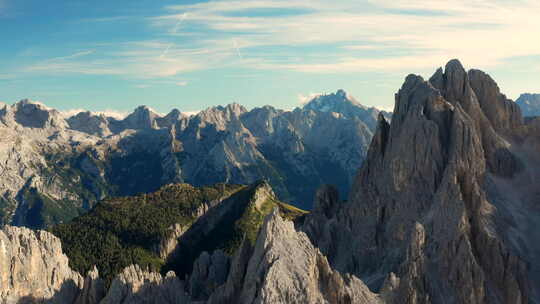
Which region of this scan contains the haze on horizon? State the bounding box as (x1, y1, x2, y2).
(1, 0, 538, 115)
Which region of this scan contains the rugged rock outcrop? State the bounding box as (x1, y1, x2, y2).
(0, 226, 190, 304)
(1, 191, 366, 304)
(10, 99, 68, 129)
(67, 111, 112, 137)
(112, 106, 161, 132)
(76, 267, 106, 304)
(164, 181, 293, 278)
(0, 226, 83, 303)
(154, 223, 186, 259)
(0, 226, 187, 304)
(304, 59, 539, 303)
(303, 89, 391, 129)
(208, 209, 381, 304)
(189, 250, 230, 301)
(516, 93, 540, 117)
(100, 265, 189, 304)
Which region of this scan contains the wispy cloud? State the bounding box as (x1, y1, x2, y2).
(60, 108, 87, 117)
(60, 108, 129, 119)
(183, 110, 200, 116)
(154, 0, 540, 72)
(96, 110, 130, 119)
(16, 0, 540, 79)
(160, 13, 188, 58)
(79, 16, 131, 23)
(297, 92, 321, 104)
(232, 39, 243, 60)
(24, 45, 206, 78)
(175, 81, 188, 86)
(50, 50, 95, 61)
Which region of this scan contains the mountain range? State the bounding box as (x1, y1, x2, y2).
(0, 91, 388, 228)
(1, 59, 539, 303)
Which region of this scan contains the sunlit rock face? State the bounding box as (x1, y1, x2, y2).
(206, 209, 381, 304)
(0, 226, 84, 303)
(303, 59, 539, 304)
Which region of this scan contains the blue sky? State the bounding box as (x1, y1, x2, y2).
(1, 0, 539, 116)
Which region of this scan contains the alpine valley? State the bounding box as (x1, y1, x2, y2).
(1, 60, 540, 304)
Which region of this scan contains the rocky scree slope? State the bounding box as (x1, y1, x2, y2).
(0, 91, 383, 228)
(303, 59, 540, 303)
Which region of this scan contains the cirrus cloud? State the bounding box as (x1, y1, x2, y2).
(16, 0, 540, 82)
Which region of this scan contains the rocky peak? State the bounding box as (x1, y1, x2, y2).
(224, 102, 247, 117)
(442, 59, 469, 100)
(0, 225, 84, 303)
(157, 108, 185, 129)
(336, 88, 347, 97)
(164, 108, 182, 121)
(312, 184, 341, 218)
(367, 113, 391, 161)
(166, 108, 181, 117)
(301, 185, 343, 255)
(77, 266, 106, 304)
(122, 105, 161, 130)
(100, 265, 188, 304)
(304, 89, 364, 112)
(429, 59, 522, 176)
(194, 103, 249, 132)
(516, 93, 540, 117)
(210, 208, 381, 303)
(8, 99, 68, 129)
(67, 110, 112, 136)
(249, 180, 276, 210)
(303, 89, 383, 129)
(304, 59, 535, 303)
(238, 105, 290, 141)
(468, 68, 522, 131)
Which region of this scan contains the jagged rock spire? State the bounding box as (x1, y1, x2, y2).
(305, 59, 535, 303)
(210, 208, 381, 303)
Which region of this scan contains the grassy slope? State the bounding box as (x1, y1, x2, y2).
(51, 182, 306, 285)
(164, 181, 307, 277)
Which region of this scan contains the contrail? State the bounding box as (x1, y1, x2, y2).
(233, 39, 243, 60)
(160, 44, 173, 59)
(160, 13, 188, 58)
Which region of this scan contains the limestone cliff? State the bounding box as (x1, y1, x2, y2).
(0, 226, 83, 303)
(100, 265, 189, 304)
(304, 59, 539, 303)
(208, 209, 381, 304)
